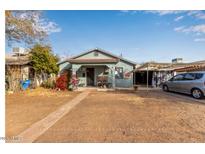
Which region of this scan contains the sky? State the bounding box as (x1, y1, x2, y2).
(7, 10, 205, 63)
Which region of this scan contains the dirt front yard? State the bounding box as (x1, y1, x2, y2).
(35, 90, 205, 143)
(6, 88, 205, 142)
(6, 88, 80, 137)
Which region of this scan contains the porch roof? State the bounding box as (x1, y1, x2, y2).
(67, 58, 119, 64)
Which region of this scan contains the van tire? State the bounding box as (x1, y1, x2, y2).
(163, 85, 169, 92)
(191, 88, 204, 99)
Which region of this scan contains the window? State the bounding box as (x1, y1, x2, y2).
(184, 73, 195, 80)
(183, 73, 203, 80)
(115, 67, 123, 79)
(172, 74, 184, 81)
(195, 73, 203, 79)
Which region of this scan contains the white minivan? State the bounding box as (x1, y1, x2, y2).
(162, 72, 205, 99)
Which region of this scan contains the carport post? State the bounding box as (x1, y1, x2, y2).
(133, 69, 135, 85)
(147, 63, 149, 92)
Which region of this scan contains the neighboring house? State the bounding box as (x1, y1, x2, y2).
(174, 60, 205, 72)
(6, 47, 58, 91)
(58, 48, 136, 88)
(134, 59, 205, 87)
(5, 54, 35, 91)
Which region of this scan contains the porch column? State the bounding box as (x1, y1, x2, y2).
(111, 67, 116, 89)
(72, 64, 81, 77)
(106, 64, 115, 89)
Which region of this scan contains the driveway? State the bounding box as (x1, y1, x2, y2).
(31, 90, 205, 143)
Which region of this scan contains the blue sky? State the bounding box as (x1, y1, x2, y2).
(7, 10, 205, 63)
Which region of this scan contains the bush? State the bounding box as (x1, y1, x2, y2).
(41, 78, 56, 89)
(56, 73, 68, 90)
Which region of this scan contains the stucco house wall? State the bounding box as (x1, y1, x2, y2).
(115, 61, 134, 88)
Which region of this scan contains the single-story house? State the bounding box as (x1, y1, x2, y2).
(58, 48, 136, 88)
(6, 51, 58, 91)
(5, 54, 35, 91)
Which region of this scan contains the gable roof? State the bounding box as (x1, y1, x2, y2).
(58, 48, 136, 66)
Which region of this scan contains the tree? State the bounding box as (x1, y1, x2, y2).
(30, 44, 59, 76)
(5, 11, 60, 45)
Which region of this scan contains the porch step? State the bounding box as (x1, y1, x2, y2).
(76, 87, 98, 91)
(76, 87, 115, 92)
(97, 88, 115, 92)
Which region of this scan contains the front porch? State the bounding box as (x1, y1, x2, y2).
(72, 64, 116, 88)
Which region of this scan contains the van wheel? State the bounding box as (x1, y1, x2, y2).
(191, 88, 203, 99)
(163, 85, 169, 92)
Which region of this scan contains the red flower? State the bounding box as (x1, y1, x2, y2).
(56, 73, 68, 90)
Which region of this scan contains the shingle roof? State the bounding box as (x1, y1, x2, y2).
(135, 62, 196, 71)
(135, 61, 205, 72)
(174, 63, 205, 72)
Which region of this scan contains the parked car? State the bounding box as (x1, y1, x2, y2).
(162, 72, 205, 99)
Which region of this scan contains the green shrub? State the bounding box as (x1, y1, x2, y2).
(41, 78, 56, 89)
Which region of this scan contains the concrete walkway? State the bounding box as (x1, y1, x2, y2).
(9, 91, 90, 143)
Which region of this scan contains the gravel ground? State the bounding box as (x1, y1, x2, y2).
(33, 90, 205, 143)
(6, 88, 80, 137)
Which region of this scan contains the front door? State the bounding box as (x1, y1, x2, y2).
(86, 68, 94, 86)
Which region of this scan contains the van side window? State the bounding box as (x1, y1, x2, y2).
(184, 73, 195, 80)
(195, 73, 203, 79)
(172, 74, 184, 81)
